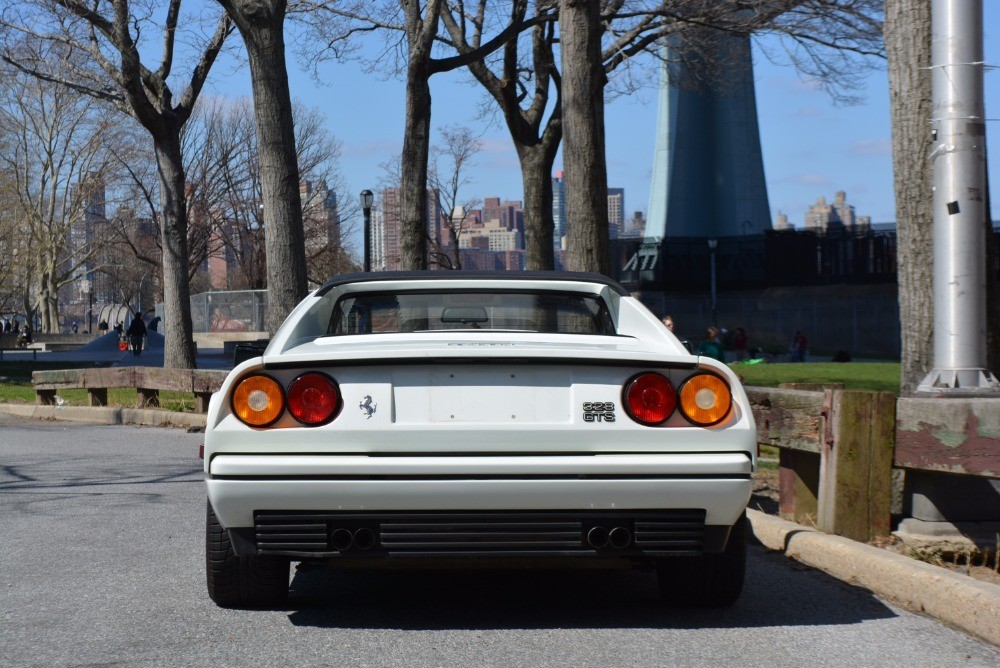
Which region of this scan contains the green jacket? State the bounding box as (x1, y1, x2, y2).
(697, 339, 725, 362)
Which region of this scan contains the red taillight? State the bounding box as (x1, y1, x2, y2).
(623, 372, 677, 425)
(286, 372, 341, 426)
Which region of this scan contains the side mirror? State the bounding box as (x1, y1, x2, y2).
(233, 339, 270, 366)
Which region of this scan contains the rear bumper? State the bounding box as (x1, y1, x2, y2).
(207, 453, 752, 542)
(227, 509, 737, 561)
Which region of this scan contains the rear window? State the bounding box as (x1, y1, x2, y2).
(329, 291, 616, 336)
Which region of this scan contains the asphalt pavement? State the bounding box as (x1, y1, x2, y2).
(0, 330, 232, 369)
(2, 415, 999, 667)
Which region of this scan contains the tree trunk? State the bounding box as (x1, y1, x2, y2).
(35, 262, 57, 333)
(885, 0, 934, 395)
(43, 272, 58, 333)
(400, 58, 433, 271)
(559, 0, 609, 275)
(517, 142, 559, 270)
(223, 0, 307, 333)
(153, 134, 198, 369)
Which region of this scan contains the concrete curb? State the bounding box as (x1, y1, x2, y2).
(748, 509, 1000, 646)
(0, 402, 206, 430)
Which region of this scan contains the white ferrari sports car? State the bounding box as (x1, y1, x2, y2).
(203, 271, 756, 607)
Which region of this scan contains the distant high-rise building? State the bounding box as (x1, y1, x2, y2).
(459, 216, 523, 252)
(373, 188, 440, 270)
(481, 197, 524, 232)
(773, 212, 791, 230)
(623, 211, 647, 238)
(300, 180, 341, 249)
(68, 174, 106, 293)
(426, 189, 442, 251)
(482, 197, 502, 227)
(804, 191, 871, 234)
(375, 188, 401, 271)
(607, 188, 625, 240)
(552, 171, 567, 249)
(647, 32, 771, 239)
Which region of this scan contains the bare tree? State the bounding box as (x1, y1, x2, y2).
(0, 0, 232, 366)
(305, 0, 546, 270)
(295, 103, 360, 283)
(0, 59, 120, 332)
(182, 97, 265, 289)
(0, 149, 27, 317)
(180, 96, 355, 289)
(428, 125, 483, 270)
(441, 1, 562, 270)
(213, 0, 308, 333)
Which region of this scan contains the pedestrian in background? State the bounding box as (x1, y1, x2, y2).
(790, 330, 808, 363)
(733, 327, 749, 361)
(697, 326, 725, 362)
(126, 311, 147, 357)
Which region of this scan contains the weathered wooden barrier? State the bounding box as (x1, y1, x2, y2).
(748, 385, 1000, 543)
(32, 368, 228, 412)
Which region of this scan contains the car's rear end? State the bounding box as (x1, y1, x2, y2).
(203, 272, 755, 607)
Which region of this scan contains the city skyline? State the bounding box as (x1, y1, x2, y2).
(205, 10, 1000, 255)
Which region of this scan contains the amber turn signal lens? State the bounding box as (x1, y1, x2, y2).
(231, 374, 284, 427)
(678, 373, 732, 426)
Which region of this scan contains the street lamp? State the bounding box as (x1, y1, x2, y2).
(360, 189, 374, 272)
(707, 238, 718, 327)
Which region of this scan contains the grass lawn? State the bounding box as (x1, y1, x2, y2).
(0, 381, 199, 412)
(732, 361, 900, 395)
(0, 360, 199, 411)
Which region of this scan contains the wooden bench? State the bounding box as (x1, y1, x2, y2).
(32, 368, 228, 412)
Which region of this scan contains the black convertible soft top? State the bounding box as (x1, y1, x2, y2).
(314, 270, 631, 297)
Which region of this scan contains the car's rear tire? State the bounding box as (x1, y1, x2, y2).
(656, 513, 747, 607)
(206, 500, 289, 608)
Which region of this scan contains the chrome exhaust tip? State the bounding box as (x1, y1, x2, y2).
(587, 526, 610, 549)
(353, 527, 377, 550)
(331, 528, 354, 551)
(609, 527, 632, 549)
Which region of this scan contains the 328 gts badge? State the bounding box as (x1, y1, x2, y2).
(582, 402, 616, 423)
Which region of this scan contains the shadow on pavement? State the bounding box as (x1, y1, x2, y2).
(285, 545, 896, 631)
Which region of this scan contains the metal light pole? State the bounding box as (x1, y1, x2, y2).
(918, 0, 999, 393)
(708, 238, 718, 327)
(360, 190, 374, 272)
(81, 279, 93, 334)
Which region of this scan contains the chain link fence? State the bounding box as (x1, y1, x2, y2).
(187, 291, 268, 333)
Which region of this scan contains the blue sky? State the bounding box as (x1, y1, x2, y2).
(205, 6, 999, 251)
